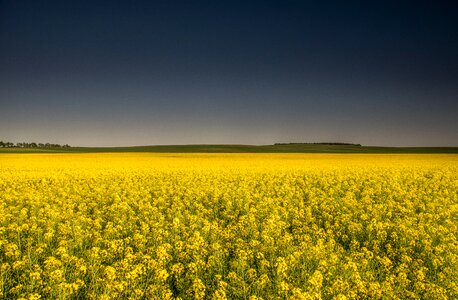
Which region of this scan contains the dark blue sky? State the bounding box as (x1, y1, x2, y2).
(1, 1, 457, 146)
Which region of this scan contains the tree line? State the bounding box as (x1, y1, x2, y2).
(0, 141, 71, 148)
(274, 142, 362, 146)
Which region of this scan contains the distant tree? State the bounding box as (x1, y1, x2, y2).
(274, 142, 362, 146)
(0, 141, 71, 148)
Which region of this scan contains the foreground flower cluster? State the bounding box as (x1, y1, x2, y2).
(0, 154, 457, 299)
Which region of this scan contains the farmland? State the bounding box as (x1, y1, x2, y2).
(1, 153, 457, 299)
(1, 144, 458, 154)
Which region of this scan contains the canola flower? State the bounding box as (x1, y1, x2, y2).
(0, 153, 457, 299)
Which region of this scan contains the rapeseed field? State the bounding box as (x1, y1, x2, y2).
(1, 153, 457, 299)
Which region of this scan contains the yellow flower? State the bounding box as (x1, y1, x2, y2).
(0, 153, 456, 299)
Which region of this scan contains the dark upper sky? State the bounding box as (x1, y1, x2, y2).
(1, 0, 457, 146)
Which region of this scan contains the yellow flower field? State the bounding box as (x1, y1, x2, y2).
(1, 153, 457, 299)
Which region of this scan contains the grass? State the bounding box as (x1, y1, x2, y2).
(1, 144, 458, 153)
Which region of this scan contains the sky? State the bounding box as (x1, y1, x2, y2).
(1, 0, 457, 147)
